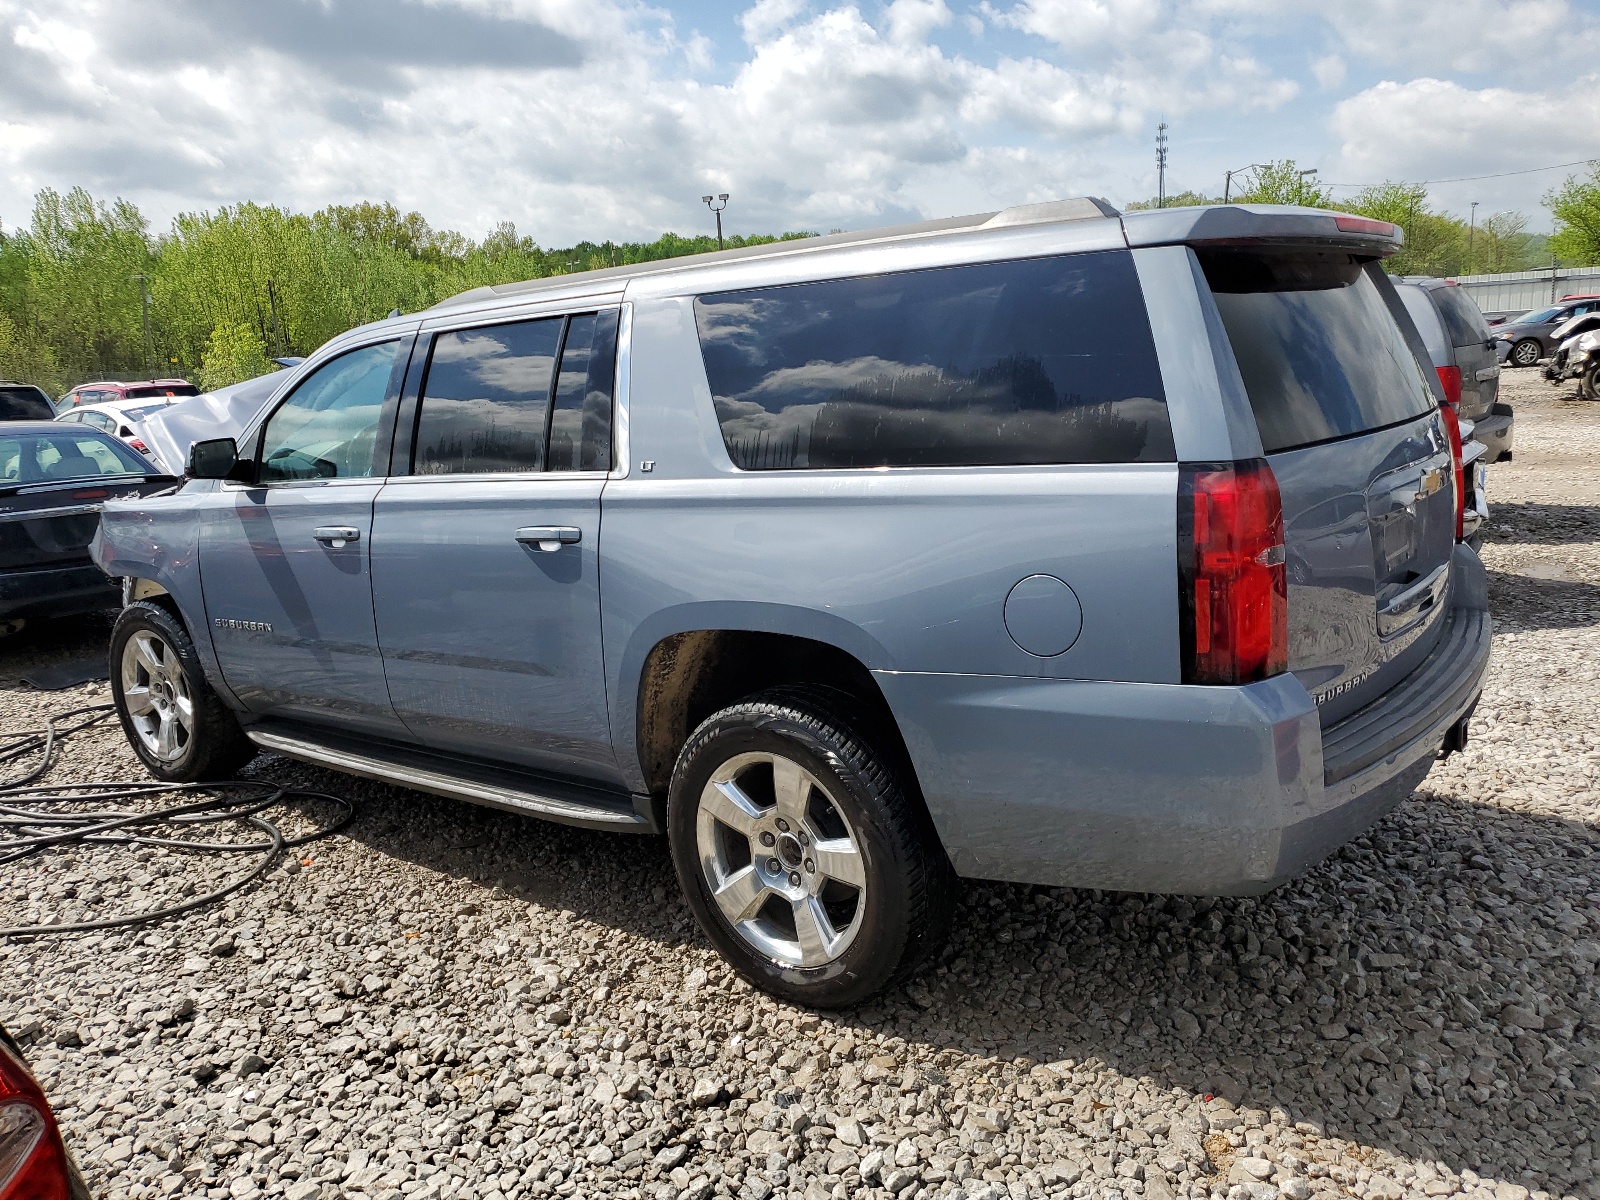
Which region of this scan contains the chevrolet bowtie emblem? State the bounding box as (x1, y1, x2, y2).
(1414, 468, 1445, 502)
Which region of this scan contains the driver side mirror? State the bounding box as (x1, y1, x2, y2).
(187, 437, 251, 482)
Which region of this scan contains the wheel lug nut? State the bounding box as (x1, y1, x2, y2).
(798, 832, 809, 846)
(767, 858, 781, 874)
(789, 871, 801, 887)
(804, 859, 814, 873)
(775, 819, 790, 833)
(759, 832, 775, 847)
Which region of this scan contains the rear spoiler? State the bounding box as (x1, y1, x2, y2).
(1122, 205, 1404, 258)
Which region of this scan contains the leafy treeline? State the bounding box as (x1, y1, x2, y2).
(0, 188, 810, 395)
(1127, 158, 1593, 278)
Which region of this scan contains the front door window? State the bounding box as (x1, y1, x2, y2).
(258, 342, 397, 482)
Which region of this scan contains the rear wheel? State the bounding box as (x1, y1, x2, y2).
(111, 601, 256, 782)
(668, 685, 954, 1008)
(1583, 363, 1600, 401)
(1511, 338, 1542, 367)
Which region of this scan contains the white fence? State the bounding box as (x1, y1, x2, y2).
(1448, 265, 1600, 315)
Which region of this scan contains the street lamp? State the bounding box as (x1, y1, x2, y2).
(702, 194, 729, 251)
(1223, 164, 1265, 202)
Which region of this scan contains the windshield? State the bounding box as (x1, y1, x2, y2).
(0, 430, 154, 484)
(1512, 306, 1560, 326)
(1201, 252, 1437, 454)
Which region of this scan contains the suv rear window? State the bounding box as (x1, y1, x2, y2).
(1200, 252, 1436, 454)
(694, 251, 1173, 469)
(0, 386, 55, 421)
(1430, 286, 1490, 348)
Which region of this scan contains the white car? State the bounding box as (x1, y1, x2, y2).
(54, 396, 180, 469)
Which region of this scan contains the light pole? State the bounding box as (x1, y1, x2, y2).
(1469, 201, 1479, 267)
(1156, 122, 1168, 208)
(702, 194, 729, 250)
(1223, 163, 1266, 202)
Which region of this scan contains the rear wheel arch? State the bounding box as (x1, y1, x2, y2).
(634, 629, 923, 806)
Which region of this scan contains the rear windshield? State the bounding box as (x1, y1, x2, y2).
(0, 387, 55, 421)
(123, 384, 198, 399)
(1201, 252, 1437, 455)
(1431, 286, 1490, 347)
(0, 431, 153, 483)
(694, 250, 1173, 469)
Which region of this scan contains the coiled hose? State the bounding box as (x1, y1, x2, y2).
(0, 703, 352, 937)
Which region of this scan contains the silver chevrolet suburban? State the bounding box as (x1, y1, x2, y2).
(93, 201, 1491, 1007)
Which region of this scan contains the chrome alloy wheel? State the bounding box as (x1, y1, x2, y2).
(120, 630, 194, 762)
(695, 751, 868, 968)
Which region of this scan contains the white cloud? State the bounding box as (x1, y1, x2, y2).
(1311, 53, 1345, 89)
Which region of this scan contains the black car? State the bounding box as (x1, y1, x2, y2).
(0, 423, 177, 624)
(0, 382, 57, 421)
(1494, 295, 1600, 367)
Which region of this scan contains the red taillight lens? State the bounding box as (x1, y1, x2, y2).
(1435, 365, 1462, 408)
(1439, 402, 1466, 540)
(1178, 459, 1289, 685)
(1334, 215, 1396, 237)
(128, 439, 150, 454)
(0, 1042, 72, 1200)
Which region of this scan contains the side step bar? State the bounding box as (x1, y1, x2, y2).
(246, 726, 658, 834)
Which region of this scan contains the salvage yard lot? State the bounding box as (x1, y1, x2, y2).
(2, 368, 1598, 1200)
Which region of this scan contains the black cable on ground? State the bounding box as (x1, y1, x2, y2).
(0, 703, 353, 937)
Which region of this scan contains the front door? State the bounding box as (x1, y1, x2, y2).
(200, 338, 409, 737)
(371, 310, 620, 784)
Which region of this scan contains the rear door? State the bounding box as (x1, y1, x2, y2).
(370, 309, 621, 785)
(1201, 251, 1455, 725)
(1430, 284, 1498, 420)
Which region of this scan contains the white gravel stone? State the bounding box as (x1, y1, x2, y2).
(2, 372, 1598, 1200)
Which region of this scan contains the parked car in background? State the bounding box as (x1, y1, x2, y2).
(0, 1023, 89, 1199)
(1543, 312, 1600, 400)
(1493, 296, 1600, 367)
(0, 382, 57, 422)
(97, 201, 1491, 1007)
(56, 378, 198, 411)
(55, 396, 176, 466)
(1397, 276, 1511, 459)
(0, 423, 176, 626)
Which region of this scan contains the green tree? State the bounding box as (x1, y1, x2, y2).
(198, 320, 273, 391)
(1123, 190, 1222, 211)
(1233, 161, 1333, 207)
(1546, 165, 1600, 265)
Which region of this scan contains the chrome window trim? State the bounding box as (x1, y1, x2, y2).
(417, 295, 622, 337)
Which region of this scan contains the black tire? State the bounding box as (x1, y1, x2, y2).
(667, 685, 954, 1008)
(1583, 363, 1600, 402)
(1511, 338, 1542, 367)
(110, 601, 256, 782)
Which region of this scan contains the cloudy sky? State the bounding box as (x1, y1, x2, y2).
(1, 0, 1596, 246)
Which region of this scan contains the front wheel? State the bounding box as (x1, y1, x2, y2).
(667, 686, 954, 1008)
(110, 601, 257, 782)
(1511, 338, 1542, 367)
(1583, 363, 1600, 401)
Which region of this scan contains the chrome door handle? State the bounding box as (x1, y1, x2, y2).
(313, 526, 361, 546)
(516, 526, 582, 551)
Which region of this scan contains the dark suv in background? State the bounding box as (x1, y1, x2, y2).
(1494, 295, 1600, 367)
(1396, 277, 1511, 465)
(0, 381, 57, 421)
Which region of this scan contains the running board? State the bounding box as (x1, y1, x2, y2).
(246, 726, 657, 833)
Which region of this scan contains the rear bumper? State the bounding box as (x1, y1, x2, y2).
(1472, 403, 1514, 463)
(877, 546, 1492, 896)
(0, 563, 120, 619)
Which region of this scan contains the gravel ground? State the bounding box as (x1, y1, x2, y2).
(2, 366, 1598, 1200)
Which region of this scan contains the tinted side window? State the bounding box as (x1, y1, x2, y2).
(694, 251, 1172, 469)
(0, 387, 55, 420)
(414, 319, 562, 475)
(1202, 254, 1436, 454)
(1431, 286, 1489, 347)
(546, 310, 618, 472)
(259, 341, 398, 482)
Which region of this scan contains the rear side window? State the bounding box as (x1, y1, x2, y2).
(694, 251, 1173, 469)
(1431, 286, 1489, 347)
(1201, 253, 1436, 454)
(412, 311, 617, 475)
(415, 319, 562, 474)
(0, 386, 54, 420)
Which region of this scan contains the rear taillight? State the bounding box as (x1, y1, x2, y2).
(0, 1042, 72, 1200)
(128, 439, 150, 454)
(1435, 365, 1463, 408)
(1334, 215, 1396, 237)
(1439, 402, 1466, 541)
(1178, 459, 1288, 685)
